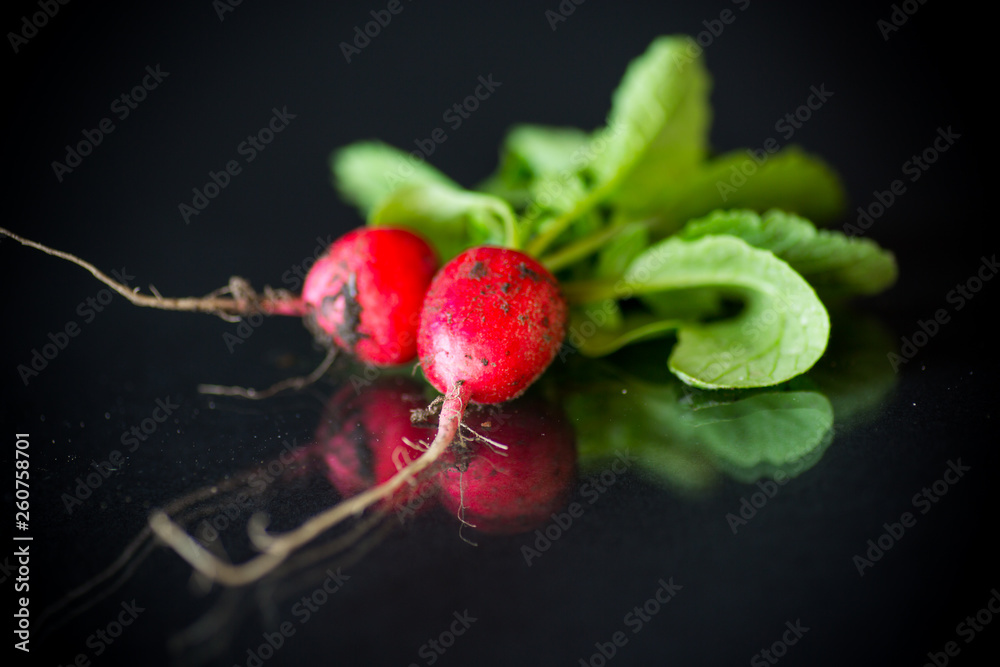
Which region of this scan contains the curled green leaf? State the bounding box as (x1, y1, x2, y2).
(583, 235, 831, 388)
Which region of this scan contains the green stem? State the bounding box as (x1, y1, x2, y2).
(524, 180, 617, 257)
(540, 217, 657, 274)
(559, 278, 622, 305)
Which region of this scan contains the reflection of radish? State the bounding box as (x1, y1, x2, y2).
(347, 245, 571, 531)
(439, 397, 576, 535)
(315, 377, 438, 512)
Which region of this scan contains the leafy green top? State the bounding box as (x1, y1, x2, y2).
(327, 34, 896, 389)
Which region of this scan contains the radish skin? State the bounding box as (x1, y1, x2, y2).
(302, 227, 438, 366)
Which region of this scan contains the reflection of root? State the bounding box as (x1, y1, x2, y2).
(35, 472, 261, 638)
(455, 466, 478, 547)
(460, 423, 509, 455)
(150, 383, 467, 587)
(197, 345, 338, 400)
(169, 512, 394, 666)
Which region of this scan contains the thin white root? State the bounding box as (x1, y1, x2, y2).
(197, 346, 338, 400)
(0, 226, 302, 317)
(460, 423, 509, 453)
(149, 383, 468, 587)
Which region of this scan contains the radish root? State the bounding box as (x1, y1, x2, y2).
(149, 382, 469, 586)
(0, 226, 305, 318)
(197, 345, 339, 399)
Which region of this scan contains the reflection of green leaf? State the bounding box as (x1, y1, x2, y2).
(678, 209, 897, 296)
(806, 308, 898, 427)
(369, 183, 516, 261)
(623, 236, 829, 388)
(330, 142, 457, 216)
(681, 390, 834, 483)
(562, 362, 835, 491)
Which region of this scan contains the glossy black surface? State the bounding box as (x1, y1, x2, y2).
(3, 1, 995, 666)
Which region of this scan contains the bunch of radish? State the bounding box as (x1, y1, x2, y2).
(0, 222, 568, 580)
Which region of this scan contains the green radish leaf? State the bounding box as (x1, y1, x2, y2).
(330, 142, 457, 216)
(634, 147, 846, 235)
(592, 35, 712, 211)
(622, 235, 830, 388)
(491, 124, 592, 191)
(369, 183, 516, 261)
(703, 147, 846, 223)
(678, 209, 898, 295)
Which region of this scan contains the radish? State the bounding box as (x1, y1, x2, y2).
(418, 246, 567, 404)
(147, 245, 569, 583)
(0, 225, 438, 394)
(302, 227, 438, 366)
(438, 395, 576, 535)
(315, 377, 438, 514)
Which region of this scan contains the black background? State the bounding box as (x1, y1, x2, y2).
(2, 1, 996, 666)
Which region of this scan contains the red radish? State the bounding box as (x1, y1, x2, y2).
(0, 225, 438, 395)
(302, 227, 438, 366)
(146, 245, 569, 584)
(359, 245, 569, 526)
(438, 396, 576, 535)
(315, 377, 438, 513)
(418, 246, 567, 405)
